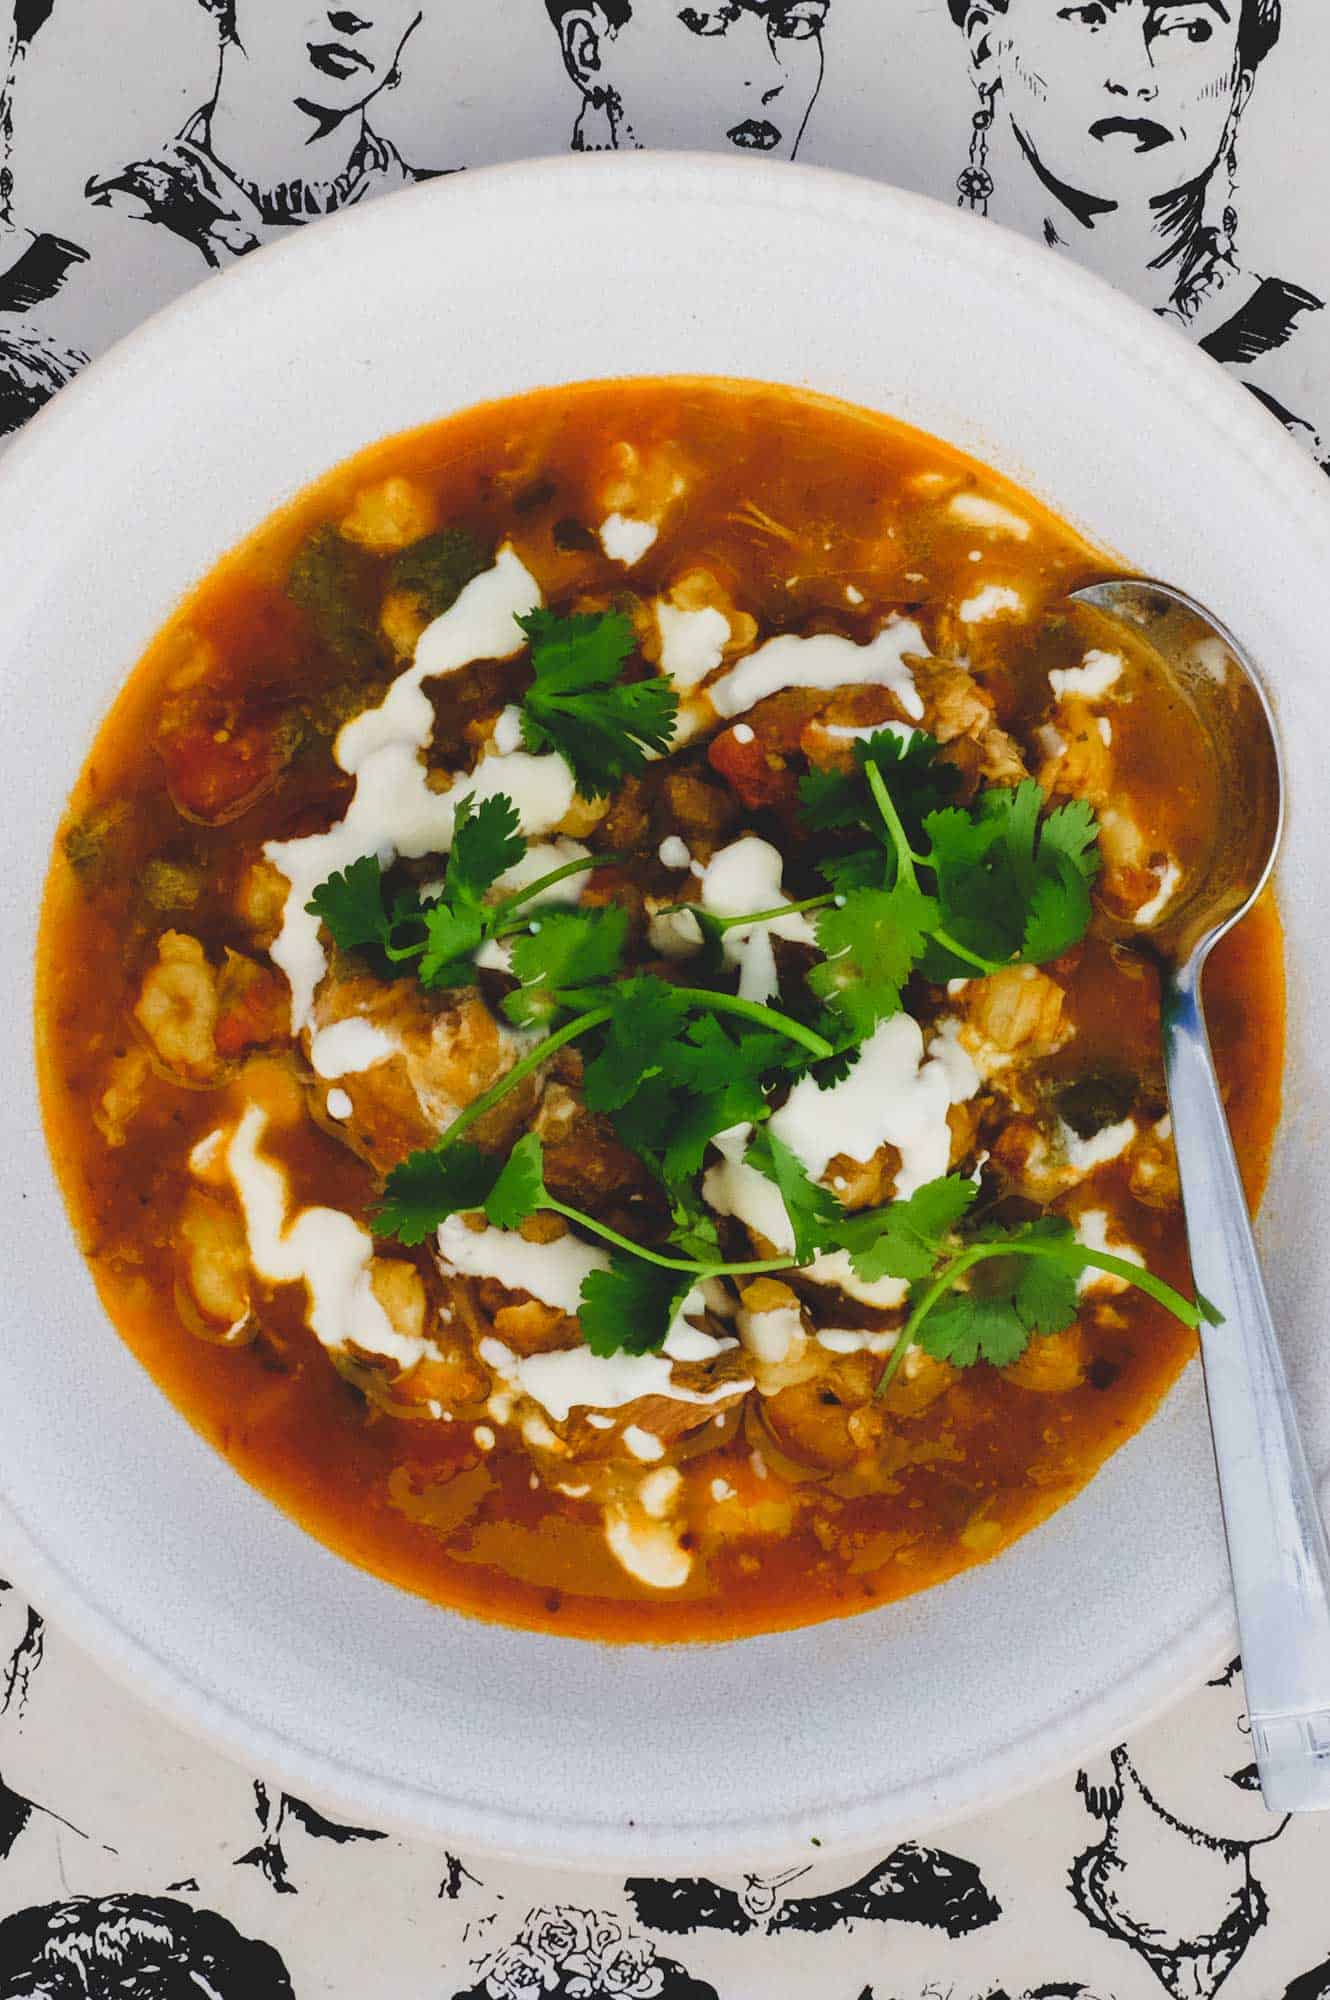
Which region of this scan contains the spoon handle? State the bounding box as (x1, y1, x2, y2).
(1164, 960, 1330, 1812)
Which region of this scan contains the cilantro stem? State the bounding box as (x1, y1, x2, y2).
(662, 893, 836, 936)
(863, 759, 924, 888)
(663, 987, 835, 1059)
(929, 929, 1006, 977)
(541, 1195, 796, 1280)
(432, 1005, 614, 1151)
(491, 852, 626, 930)
(875, 1238, 1209, 1400)
(862, 758, 1006, 976)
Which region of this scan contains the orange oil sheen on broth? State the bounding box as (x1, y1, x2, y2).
(36, 378, 1284, 1642)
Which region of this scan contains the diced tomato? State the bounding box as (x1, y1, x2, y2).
(707, 726, 795, 812)
(155, 699, 296, 825)
(214, 963, 290, 1058)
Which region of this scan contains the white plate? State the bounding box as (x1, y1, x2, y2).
(2, 153, 1328, 1871)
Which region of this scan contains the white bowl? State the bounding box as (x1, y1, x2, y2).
(2, 154, 1329, 1870)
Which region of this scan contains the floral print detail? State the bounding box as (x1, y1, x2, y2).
(465, 1906, 713, 2000)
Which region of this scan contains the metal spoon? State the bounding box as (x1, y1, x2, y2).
(1069, 576, 1330, 1813)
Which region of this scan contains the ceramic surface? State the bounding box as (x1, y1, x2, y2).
(1, 153, 1326, 1868)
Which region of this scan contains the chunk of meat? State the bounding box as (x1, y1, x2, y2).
(176, 1189, 250, 1333)
(661, 769, 737, 853)
(339, 476, 435, 552)
(368, 1258, 428, 1347)
(94, 1045, 152, 1147)
(134, 931, 221, 1082)
(912, 657, 1030, 785)
(1004, 1326, 1086, 1394)
(1129, 1123, 1181, 1209)
(1037, 696, 1112, 804)
(825, 1144, 901, 1211)
(233, 857, 290, 945)
(962, 966, 1066, 1056)
(881, 1348, 955, 1417)
(491, 1298, 579, 1358)
(761, 1377, 884, 1472)
(309, 968, 531, 1172)
(598, 436, 693, 525)
(987, 1117, 1075, 1204)
(380, 588, 431, 661)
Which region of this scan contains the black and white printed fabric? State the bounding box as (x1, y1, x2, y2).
(5, 1580, 1330, 1999)
(4, 4, 1330, 1994)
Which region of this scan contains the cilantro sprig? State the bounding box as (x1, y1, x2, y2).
(658, 733, 1103, 1039)
(517, 608, 678, 798)
(305, 793, 614, 990)
(380, 1112, 1213, 1365)
(804, 732, 1101, 1031)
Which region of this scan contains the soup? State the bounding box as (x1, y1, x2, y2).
(37, 379, 1283, 1641)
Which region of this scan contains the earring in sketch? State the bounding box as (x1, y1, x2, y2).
(957, 83, 997, 216)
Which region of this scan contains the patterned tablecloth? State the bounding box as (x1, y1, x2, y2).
(3, 3, 1329, 1995)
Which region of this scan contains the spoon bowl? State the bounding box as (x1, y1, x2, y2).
(1071, 578, 1284, 966)
(1069, 576, 1330, 1816)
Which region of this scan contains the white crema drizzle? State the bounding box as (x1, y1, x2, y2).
(264, 550, 572, 1033)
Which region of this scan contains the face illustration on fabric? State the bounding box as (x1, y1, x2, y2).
(1128, 1663, 1285, 1846)
(0, 1581, 36, 1712)
(970, 0, 1245, 208)
(559, 1, 829, 158)
(228, 0, 424, 124)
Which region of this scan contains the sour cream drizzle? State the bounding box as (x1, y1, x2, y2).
(265, 551, 573, 1032)
(437, 1214, 607, 1317)
(226, 1105, 427, 1368)
(307, 1018, 397, 1080)
(656, 601, 731, 689)
(770, 1014, 979, 1195)
(479, 1334, 749, 1426)
(697, 835, 817, 1004)
(706, 617, 926, 721)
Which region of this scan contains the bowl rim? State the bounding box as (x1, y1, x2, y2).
(4, 148, 1329, 1869)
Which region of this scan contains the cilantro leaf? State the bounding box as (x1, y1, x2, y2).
(445, 791, 525, 908)
(518, 608, 678, 797)
(905, 1213, 1082, 1372)
(798, 764, 863, 832)
(519, 607, 637, 692)
(417, 903, 485, 988)
(389, 529, 491, 619)
(809, 883, 938, 1035)
(668, 1187, 723, 1265)
(746, 1127, 844, 1263)
(484, 1134, 548, 1231)
(1021, 798, 1101, 962)
(306, 854, 391, 954)
(375, 1143, 500, 1246)
(923, 783, 1101, 972)
(662, 1076, 769, 1183)
(606, 1070, 677, 1161)
(1013, 1252, 1081, 1337)
(506, 905, 630, 1024)
(578, 1256, 692, 1357)
(915, 1288, 1030, 1369)
(582, 977, 688, 1113)
(817, 846, 884, 896)
(837, 1173, 978, 1283)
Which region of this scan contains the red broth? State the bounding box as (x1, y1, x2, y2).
(37, 379, 1283, 1640)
